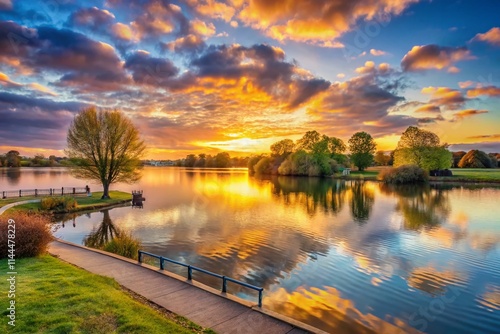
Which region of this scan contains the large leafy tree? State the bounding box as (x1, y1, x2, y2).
(295, 130, 322, 152)
(214, 152, 231, 167)
(374, 151, 391, 166)
(394, 126, 451, 170)
(270, 139, 295, 157)
(6, 150, 20, 167)
(324, 135, 346, 156)
(66, 107, 146, 199)
(348, 132, 376, 171)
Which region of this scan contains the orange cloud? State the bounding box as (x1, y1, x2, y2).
(236, 0, 418, 47)
(370, 49, 387, 56)
(130, 2, 179, 39)
(453, 109, 488, 119)
(163, 34, 205, 53)
(0, 72, 21, 87)
(421, 86, 466, 110)
(186, 0, 236, 22)
(190, 19, 216, 37)
(401, 44, 473, 72)
(471, 27, 500, 46)
(467, 134, 500, 140)
(458, 80, 474, 89)
(355, 61, 375, 74)
(415, 104, 440, 113)
(466, 86, 500, 98)
(29, 83, 58, 96)
(111, 22, 134, 41)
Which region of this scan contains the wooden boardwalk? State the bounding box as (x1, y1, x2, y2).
(49, 240, 325, 334)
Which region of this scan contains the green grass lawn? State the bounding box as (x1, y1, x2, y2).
(75, 191, 132, 209)
(0, 255, 214, 333)
(2, 191, 132, 214)
(333, 167, 500, 182)
(447, 168, 500, 182)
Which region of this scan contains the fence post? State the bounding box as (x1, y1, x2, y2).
(62, 187, 64, 195)
(138, 251, 142, 263)
(188, 266, 192, 280)
(50, 188, 52, 196)
(35, 189, 38, 197)
(222, 276, 227, 293)
(2, 191, 4, 199)
(258, 290, 263, 307)
(73, 187, 75, 194)
(19, 190, 21, 197)
(160, 257, 164, 270)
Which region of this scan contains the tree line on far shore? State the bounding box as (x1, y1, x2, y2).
(178, 152, 249, 168)
(248, 126, 500, 177)
(2, 128, 499, 171)
(0, 150, 71, 168)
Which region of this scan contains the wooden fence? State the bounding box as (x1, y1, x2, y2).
(1, 187, 88, 199)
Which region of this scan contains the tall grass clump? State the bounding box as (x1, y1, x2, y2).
(0, 213, 52, 258)
(40, 196, 77, 211)
(378, 165, 428, 184)
(102, 230, 141, 260)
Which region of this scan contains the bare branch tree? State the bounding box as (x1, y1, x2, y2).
(66, 107, 146, 199)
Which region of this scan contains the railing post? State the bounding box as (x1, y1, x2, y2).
(138, 251, 142, 263)
(222, 276, 227, 293)
(19, 190, 21, 197)
(3, 191, 5, 199)
(258, 290, 263, 308)
(62, 187, 64, 195)
(35, 189, 38, 197)
(188, 265, 192, 280)
(160, 257, 164, 270)
(73, 187, 75, 194)
(50, 188, 52, 196)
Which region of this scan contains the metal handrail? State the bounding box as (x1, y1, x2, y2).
(138, 250, 264, 307)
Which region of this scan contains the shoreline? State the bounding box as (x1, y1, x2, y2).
(0, 191, 132, 215)
(331, 175, 500, 184)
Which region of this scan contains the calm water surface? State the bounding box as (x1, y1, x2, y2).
(2, 167, 500, 333)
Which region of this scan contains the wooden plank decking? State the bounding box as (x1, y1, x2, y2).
(48, 240, 323, 334)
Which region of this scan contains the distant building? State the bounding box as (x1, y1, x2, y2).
(146, 160, 175, 166)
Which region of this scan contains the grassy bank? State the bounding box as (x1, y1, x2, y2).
(2, 191, 132, 214)
(0, 255, 214, 333)
(331, 168, 500, 183)
(443, 168, 500, 182)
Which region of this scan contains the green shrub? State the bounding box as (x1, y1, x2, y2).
(277, 159, 293, 175)
(102, 231, 141, 260)
(247, 155, 262, 174)
(40, 196, 77, 211)
(0, 213, 53, 258)
(458, 149, 494, 168)
(253, 156, 273, 174)
(378, 165, 428, 184)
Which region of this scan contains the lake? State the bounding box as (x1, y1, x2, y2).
(2, 167, 500, 333)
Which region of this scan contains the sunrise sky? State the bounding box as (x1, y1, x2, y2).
(1, 0, 499, 159)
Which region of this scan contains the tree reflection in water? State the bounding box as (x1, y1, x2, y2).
(380, 183, 450, 230)
(271, 176, 347, 215)
(83, 209, 120, 248)
(350, 181, 374, 224)
(4, 168, 21, 185)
